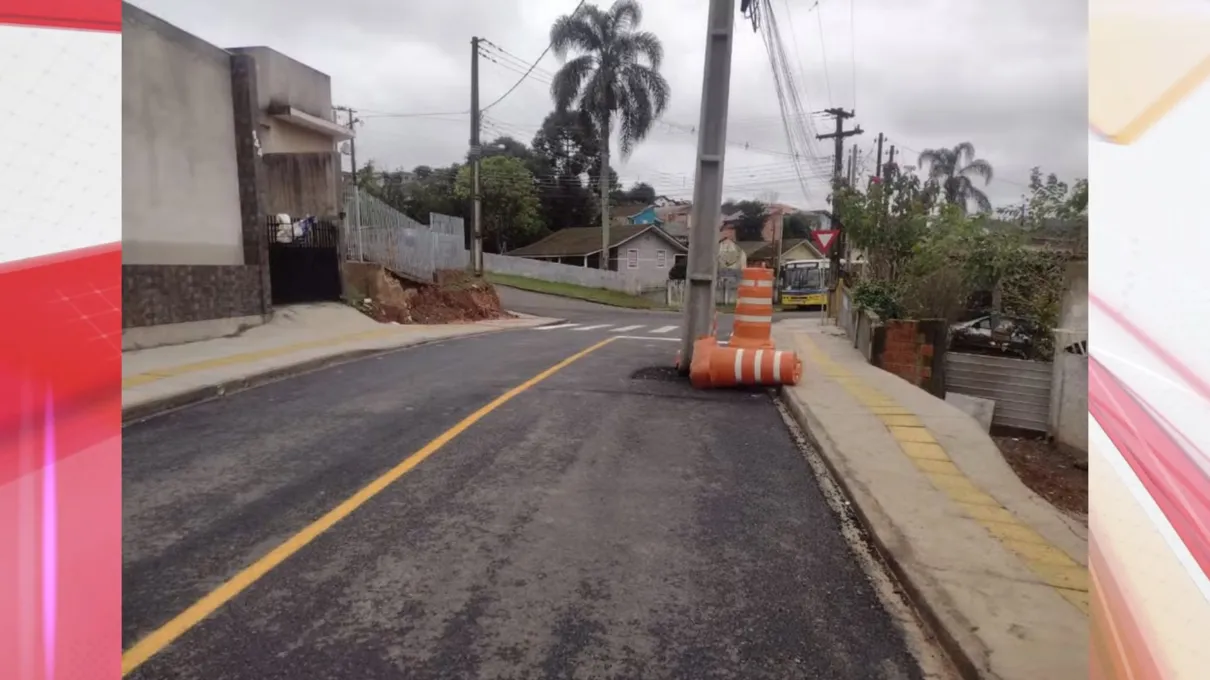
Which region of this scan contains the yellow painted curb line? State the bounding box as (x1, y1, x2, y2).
(795, 333, 1090, 615)
(121, 327, 446, 390)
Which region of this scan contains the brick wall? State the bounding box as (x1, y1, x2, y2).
(122, 264, 266, 328)
(875, 319, 947, 397)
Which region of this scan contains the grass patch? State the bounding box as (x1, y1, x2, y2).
(485, 272, 657, 309)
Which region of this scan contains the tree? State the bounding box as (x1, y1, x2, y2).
(731, 199, 767, 241)
(531, 109, 601, 178)
(783, 212, 813, 240)
(400, 164, 464, 223)
(622, 181, 656, 204)
(997, 167, 1088, 255)
(549, 0, 671, 268)
(917, 142, 994, 214)
(530, 110, 603, 232)
(454, 156, 544, 253)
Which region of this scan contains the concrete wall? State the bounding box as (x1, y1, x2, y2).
(122, 5, 244, 266)
(487, 253, 643, 293)
(230, 46, 336, 154)
(1059, 260, 1088, 331)
(263, 152, 341, 216)
(1047, 259, 1088, 449)
(1051, 352, 1088, 450)
(609, 230, 679, 289)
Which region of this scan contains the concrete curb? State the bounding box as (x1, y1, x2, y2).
(778, 385, 982, 680)
(122, 319, 564, 426)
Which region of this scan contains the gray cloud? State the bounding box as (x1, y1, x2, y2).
(133, 0, 1087, 209)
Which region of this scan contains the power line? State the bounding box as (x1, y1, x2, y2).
(815, 5, 834, 108)
(849, 0, 857, 110)
(480, 0, 588, 113)
(359, 109, 468, 119)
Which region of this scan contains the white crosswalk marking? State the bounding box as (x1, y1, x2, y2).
(651, 325, 678, 334)
(574, 324, 611, 331)
(538, 323, 580, 330)
(611, 325, 643, 333)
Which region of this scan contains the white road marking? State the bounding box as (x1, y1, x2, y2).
(651, 325, 678, 334)
(573, 324, 611, 331)
(615, 336, 679, 342)
(538, 323, 580, 330)
(611, 325, 643, 333)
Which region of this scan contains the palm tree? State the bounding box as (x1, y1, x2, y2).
(916, 142, 994, 214)
(549, 0, 670, 268)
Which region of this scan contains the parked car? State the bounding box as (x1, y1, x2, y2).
(949, 315, 1039, 358)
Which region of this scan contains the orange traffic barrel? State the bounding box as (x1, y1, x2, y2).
(707, 346, 801, 387)
(689, 336, 718, 388)
(730, 266, 775, 350)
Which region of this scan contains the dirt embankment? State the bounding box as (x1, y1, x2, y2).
(343, 263, 510, 324)
(992, 430, 1088, 520)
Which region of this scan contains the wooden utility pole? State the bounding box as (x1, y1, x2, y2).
(469, 36, 484, 274)
(816, 108, 862, 283)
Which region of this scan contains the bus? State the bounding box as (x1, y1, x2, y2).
(778, 258, 830, 308)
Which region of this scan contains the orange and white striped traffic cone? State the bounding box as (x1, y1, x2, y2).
(730, 266, 775, 350)
(706, 345, 802, 387)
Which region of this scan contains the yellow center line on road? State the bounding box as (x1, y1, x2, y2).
(120, 336, 618, 676)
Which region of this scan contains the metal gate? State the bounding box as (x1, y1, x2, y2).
(945, 352, 1052, 432)
(267, 217, 342, 305)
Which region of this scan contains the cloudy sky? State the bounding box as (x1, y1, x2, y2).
(133, 0, 1087, 211)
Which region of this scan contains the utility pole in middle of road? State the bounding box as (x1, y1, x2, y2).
(468, 36, 485, 276)
(816, 108, 862, 284)
(678, 0, 737, 373)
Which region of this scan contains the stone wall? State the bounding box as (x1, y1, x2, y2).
(122, 264, 265, 328)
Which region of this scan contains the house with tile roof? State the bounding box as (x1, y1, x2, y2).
(507, 224, 688, 290)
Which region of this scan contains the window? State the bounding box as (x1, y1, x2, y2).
(656, 249, 667, 267)
(627, 249, 640, 268)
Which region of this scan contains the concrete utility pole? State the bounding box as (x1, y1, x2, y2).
(679, 0, 736, 372)
(816, 107, 862, 284)
(469, 36, 484, 276)
(335, 105, 363, 260)
(874, 132, 885, 178)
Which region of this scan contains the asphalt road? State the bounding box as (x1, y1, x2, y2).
(495, 285, 824, 339)
(123, 303, 924, 680)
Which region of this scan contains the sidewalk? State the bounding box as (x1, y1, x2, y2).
(123, 303, 559, 422)
(772, 318, 1088, 680)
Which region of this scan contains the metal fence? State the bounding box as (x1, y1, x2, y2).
(429, 213, 465, 237)
(343, 188, 467, 281)
(341, 188, 643, 292)
(945, 352, 1053, 432)
(665, 279, 739, 308)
